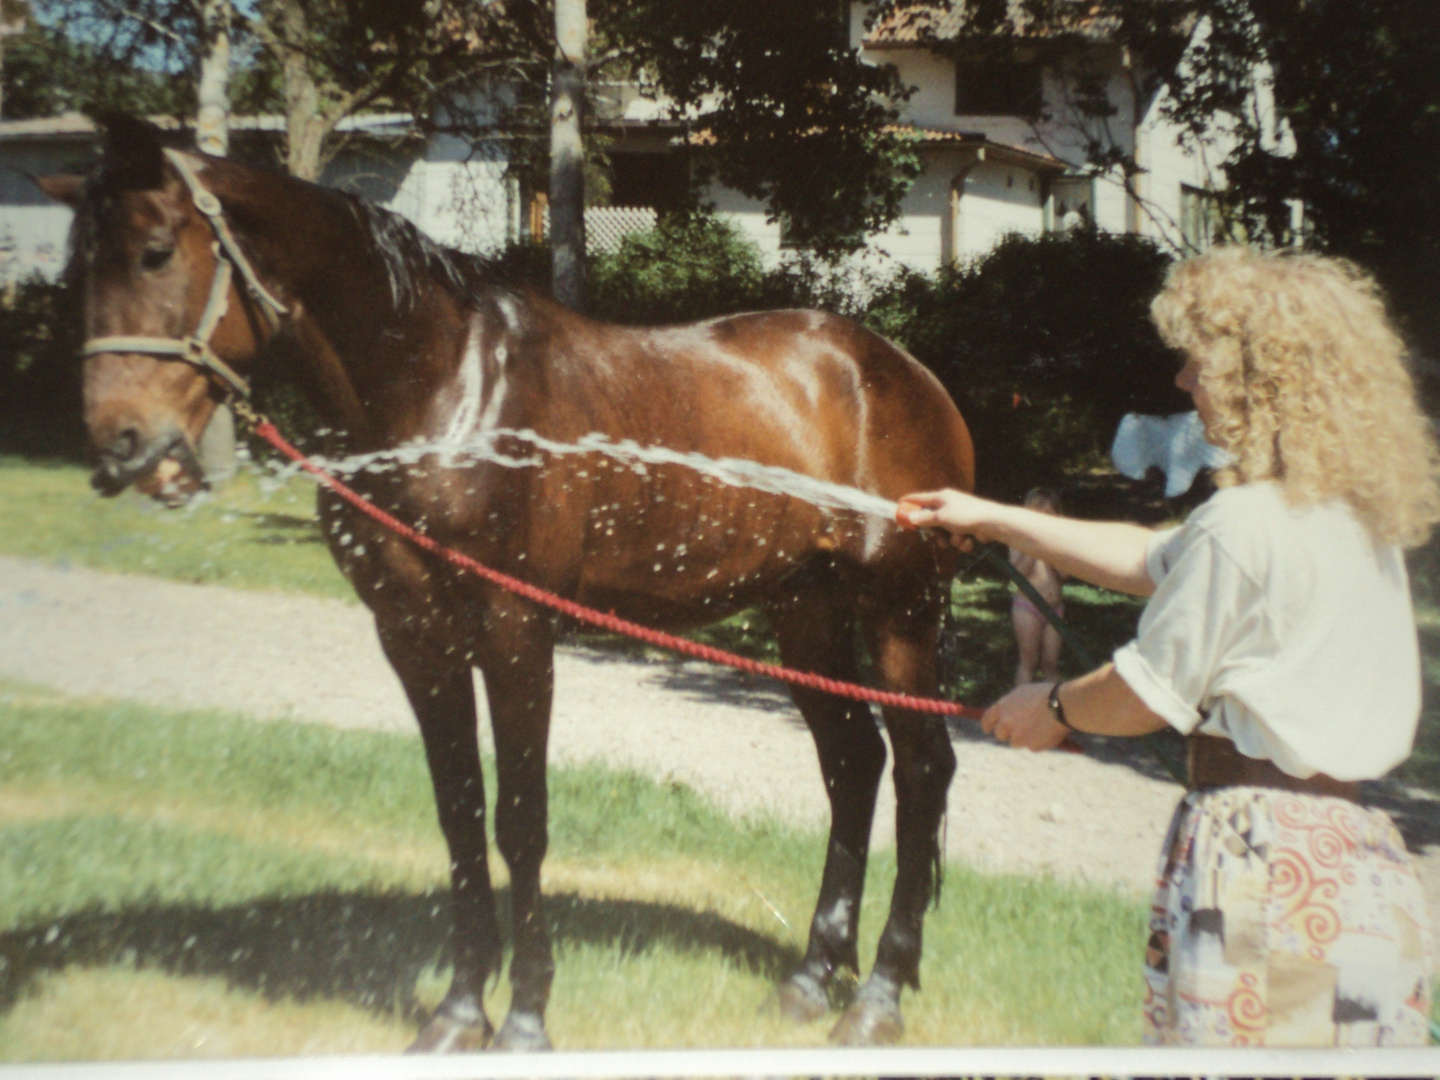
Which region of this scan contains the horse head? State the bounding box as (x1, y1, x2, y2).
(38, 115, 277, 505)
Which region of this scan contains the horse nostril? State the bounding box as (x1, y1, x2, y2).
(108, 428, 141, 463)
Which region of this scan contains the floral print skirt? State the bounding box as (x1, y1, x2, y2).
(1143, 785, 1433, 1046)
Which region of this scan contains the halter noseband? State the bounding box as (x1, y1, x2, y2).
(81, 148, 289, 401)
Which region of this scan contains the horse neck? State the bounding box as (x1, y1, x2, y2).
(216, 162, 465, 446)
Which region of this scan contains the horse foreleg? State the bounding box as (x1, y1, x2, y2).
(769, 590, 886, 1024)
(379, 626, 502, 1053)
(831, 603, 956, 1046)
(476, 602, 557, 1051)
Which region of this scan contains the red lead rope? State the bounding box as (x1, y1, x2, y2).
(252, 420, 985, 721)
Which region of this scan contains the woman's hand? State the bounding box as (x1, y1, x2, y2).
(981, 682, 1070, 752)
(896, 489, 1004, 548)
(900, 490, 1161, 598)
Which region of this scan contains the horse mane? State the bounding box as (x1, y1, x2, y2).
(339, 194, 503, 317)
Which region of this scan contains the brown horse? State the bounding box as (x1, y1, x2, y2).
(39, 115, 975, 1050)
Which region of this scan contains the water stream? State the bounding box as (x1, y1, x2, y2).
(270, 428, 904, 522)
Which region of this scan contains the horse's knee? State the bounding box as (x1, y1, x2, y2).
(892, 721, 956, 798)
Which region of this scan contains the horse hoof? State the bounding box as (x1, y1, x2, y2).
(772, 972, 829, 1024)
(407, 1012, 494, 1053)
(494, 1010, 552, 1051)
(827, 977, 903, 1046)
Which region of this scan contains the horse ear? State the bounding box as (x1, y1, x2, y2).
(29, 173, 85, 208)
(96, 112, 168, 191)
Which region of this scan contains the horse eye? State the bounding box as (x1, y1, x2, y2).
(140, 246, 174, 271)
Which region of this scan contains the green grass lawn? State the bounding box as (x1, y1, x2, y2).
(0, 679, 1146, 1059)
(0, 456, 350, 600)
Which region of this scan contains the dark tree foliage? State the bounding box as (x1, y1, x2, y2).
(2, 17, 191, 118)
(0, 279, 83, 458)
(599, 0, 923, 254)
(1242, 0, 1440, 368)
(883, 229, 1186, 498)
(454, 1, 926, 257)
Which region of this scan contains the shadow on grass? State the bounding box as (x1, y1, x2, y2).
(237, 511, 326, 545)
(0, 887, 799, 1025)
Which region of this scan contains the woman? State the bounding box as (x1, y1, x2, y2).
(899, 247, 1440, 1046)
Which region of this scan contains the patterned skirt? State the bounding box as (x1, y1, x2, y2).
(1142, 786, 1433, 1046)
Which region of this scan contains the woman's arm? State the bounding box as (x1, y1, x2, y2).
(899, 489, 1158, 596)
(981, 663, 1170, 751)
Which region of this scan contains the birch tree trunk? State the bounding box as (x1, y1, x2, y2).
(273, 0, 329, 182)
(549, 0, 587, 311)
(195, 0, 232, 156)
(195, 0, 237, 483)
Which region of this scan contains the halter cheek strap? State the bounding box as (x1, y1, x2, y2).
(81, 148, 289, 401)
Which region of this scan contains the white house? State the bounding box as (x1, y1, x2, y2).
(695, 2, 1229, 270)
(0, 2, 1234, 284)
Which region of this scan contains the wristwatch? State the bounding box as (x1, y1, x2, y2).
(1047, 681, 1076, 731)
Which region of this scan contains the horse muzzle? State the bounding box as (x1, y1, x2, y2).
(92, 427, 207, 505)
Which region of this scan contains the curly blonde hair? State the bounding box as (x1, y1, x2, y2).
(1150, 246, 1440, 548)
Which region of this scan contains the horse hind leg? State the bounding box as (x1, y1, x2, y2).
(377, 625, 502, 1053)
(474, 594, 558, 1051)
(830, 591, 956, 1046)
(767, 583, 887, 1024)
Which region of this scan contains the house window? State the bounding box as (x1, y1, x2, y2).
(1180, 184, 1222, 253)
(608, 152, 688, 212)
(955, 60, 1043, 117)
(1049, 176, 1094, 232)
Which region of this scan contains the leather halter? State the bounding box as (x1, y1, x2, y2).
(81, 148, 289, 401)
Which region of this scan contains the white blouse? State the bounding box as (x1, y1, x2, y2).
(1112, 482, 1421, 781)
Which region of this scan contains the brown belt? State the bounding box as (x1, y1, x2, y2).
(1187, 734, 1360, 802)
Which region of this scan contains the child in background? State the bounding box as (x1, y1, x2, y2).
(1009, 488, 1064, 688)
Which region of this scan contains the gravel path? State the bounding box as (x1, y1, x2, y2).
(4, 553, 1439, 918)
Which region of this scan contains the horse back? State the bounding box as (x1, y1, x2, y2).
(524, 301, 974, 502)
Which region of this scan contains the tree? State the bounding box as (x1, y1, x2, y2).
(194, 0, 231, 154)
(4, 4, 192, 119)
(237, 0, 496, 181)
(27, 0, 484, 182)
(875, 0, 1440, 361)
(600, 0, 923, 254)
(549, 0, 585, 308)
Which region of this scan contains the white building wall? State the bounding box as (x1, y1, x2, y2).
(418, 141, 513, 254)
(875, 160, 951, 271)
(323, 135, 514, 255)
(1133, 80, 1238, 251)
(859, 29, 1183, 253)
(704, 184, 784, 262)
(955, 159, 1046, 257)
(0, 144, 81, 282)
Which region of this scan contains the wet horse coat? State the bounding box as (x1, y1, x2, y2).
(43, 117, 976, 1049)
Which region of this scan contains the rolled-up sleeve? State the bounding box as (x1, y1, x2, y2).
(1113, 524, 1249, 735)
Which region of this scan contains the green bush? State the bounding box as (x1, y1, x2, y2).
(0, 277, 84, 460)
(869, 230, 1189, 499)
(592, 213, 768, 324)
